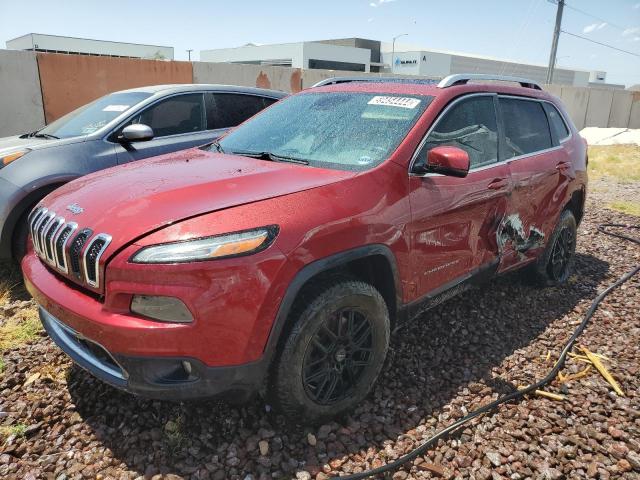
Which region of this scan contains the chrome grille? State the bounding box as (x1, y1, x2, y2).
(83, 234, 112, 287)
(28, 206, 112, 289)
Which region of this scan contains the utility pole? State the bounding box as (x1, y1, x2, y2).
(391, 34, 408, 74)
(186, 49, 193, 61)
(546, 0, 565, 84)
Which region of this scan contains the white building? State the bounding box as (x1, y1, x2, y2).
(200, 42, 371, 72)
(380, 43, 590, 87)
(202, 38, 608, 87)
(6, 33, 174, 60)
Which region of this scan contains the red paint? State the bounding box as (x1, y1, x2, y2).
(23, 81, 587, 372)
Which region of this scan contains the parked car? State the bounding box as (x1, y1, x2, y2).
(0, 84, 286, 260)
(23, 74, 587, 422)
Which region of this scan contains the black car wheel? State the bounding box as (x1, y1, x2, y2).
(269, 279, 389, 423)
(533, 209, 577, 286)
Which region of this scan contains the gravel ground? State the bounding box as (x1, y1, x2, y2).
(1, 182, 639, 480)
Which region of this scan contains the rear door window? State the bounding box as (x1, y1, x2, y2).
(205, 93, 274, 130)
(544, 103, 570, 143)
(419, 95, 498, 169)
(499, 98, 552, 159)
(135, 94, 205, 137)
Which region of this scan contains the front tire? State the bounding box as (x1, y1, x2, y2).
(532, 209, 577, 286)
(11, 212, 31, 263)
(269, 279, 390, 423)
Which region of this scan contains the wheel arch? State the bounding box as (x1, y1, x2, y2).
(565, 186, 586, 226)
(0, 181, 70, 259)
(262, 244, 402, 363)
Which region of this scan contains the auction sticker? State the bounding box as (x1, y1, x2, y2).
(367, 96, 420, 109)
(102, 105, 130, 112)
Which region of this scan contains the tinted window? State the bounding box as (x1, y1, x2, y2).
(419, 95, 498, 169)
(135, 94, 204, 137)
(545, 103, 570, 141)
(500, 98, 552, 158)
(218, 92, 431, 171)
(40, 92, 151, 139)
(206, 93, 273, 130)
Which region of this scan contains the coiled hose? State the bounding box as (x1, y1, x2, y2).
(333, 223, 639, 480)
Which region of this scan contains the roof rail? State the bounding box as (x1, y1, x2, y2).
(437, 74, 542, 90)
(312, 76, 438, 88)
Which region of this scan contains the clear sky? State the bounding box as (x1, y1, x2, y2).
(1, 0, 639, 86)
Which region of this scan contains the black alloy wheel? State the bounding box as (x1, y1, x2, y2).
(269, 279, 390, 423)
(302, 308, 373, 405)
(549, 225, 575, 281)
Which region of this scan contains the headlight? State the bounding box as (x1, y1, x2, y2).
(1, 148, 30, 167)
(131, 226, 278, 264)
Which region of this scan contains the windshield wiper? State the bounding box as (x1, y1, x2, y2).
(230, 150, 309, 165)
(33, 133, 59, 140)
(210, 141, 224, 153)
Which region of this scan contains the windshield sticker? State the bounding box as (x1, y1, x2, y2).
(367, 96, 421, 109)
(102, 104, 130, 112)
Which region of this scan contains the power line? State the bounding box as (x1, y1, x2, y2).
(563, 2, 626, 31)
(561, 29, 640, 58)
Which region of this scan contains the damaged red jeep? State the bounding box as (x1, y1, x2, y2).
(23, 74, 586, 422)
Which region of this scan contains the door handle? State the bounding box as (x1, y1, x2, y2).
(556, 161, 571, 171)
(488, 178, 509, 190)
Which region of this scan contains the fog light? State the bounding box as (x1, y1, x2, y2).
(131, 295, 193, 323)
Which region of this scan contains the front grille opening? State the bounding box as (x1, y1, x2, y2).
(70, 230, 91, 277)
(44, 219, 63, 260)
(55, 226, 73, 269)
(85, 238, 106, 284)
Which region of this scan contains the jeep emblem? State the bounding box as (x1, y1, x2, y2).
(66, 203, 84, 215)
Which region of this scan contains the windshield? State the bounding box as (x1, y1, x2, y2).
(39, 91, 152, 139)
(217, 92, 432, 171)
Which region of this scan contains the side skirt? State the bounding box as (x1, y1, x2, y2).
(395, 259, 499, 332)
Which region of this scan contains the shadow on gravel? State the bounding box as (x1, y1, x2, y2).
(61, 252, 610, 478)
(0, 261, 30, 304)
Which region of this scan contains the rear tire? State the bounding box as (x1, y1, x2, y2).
(269, 279, 390, 424)
(532, 210, 577, 286)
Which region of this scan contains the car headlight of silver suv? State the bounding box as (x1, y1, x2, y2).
(131, 226, 278, 264)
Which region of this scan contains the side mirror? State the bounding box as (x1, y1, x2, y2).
(120, 124, 154, 143)
(425, 146, 470, 178)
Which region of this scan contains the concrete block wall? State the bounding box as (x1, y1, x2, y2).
(0, 51, 638, 137)
(0, 50, 45, 137)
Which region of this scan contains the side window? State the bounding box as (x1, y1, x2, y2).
(499, 98, 552, 159)
(419, 95, 498, 169)
(136, 94, 204, 137)
(544, 103, 570, 142)
(206, 93, 272, 130)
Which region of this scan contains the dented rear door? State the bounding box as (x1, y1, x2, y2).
(497, 96, 572, 271)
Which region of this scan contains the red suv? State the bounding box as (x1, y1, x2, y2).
(23, 74, 587, 422)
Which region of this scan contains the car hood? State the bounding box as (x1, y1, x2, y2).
(0, 134, 83, 156)
(41, 148, 356, 254)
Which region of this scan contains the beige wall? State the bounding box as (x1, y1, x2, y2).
(0, 51, 637, 137)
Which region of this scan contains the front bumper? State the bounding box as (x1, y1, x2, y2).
(39, 306, 266, 402)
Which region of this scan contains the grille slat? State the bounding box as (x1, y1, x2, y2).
(54, 223, 77, 273)
(83, 234, 112, 287)
(44, 217, 64, 263)
(28, 206, 111, 290)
